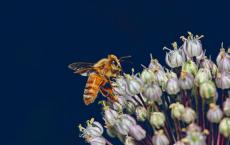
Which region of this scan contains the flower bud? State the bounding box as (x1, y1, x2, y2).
(89, 136, 106, 145)
(153, 69, 168, 90)
(169, 102, 185, 120)
(152, 130, 170, 145)
(173, 141, 185, 145)
(186, 123, 202, 132)
(148, 55, 164, 71)
(207, 103, 223, 123)
(223, 98, 230, 116)
(200, 56, 218, 77)
(181, 32, 204, 58)
(113, 76, 128, 96)
(126, 101, 136, 114)
(181, 107, 196, 124)
(150, 112, 166, 129)
(114, 114, 136, 135)
(185, 130, 206, 145)
(166, 77, 180, 95)
(128, 125, 146, 141)
(179, 71, 194, 90)
(135, 106, 147, 122)
(216, 43, 230, 72)
(199, 80, 216, 99)
(164, 42, 186, 68)
(104, 108, 119, 126)
(215, 71, 230, 89)
(182, 60, 198, 76)
(141, 68, 156, 83)
(125, 74, 143, 96)
(219, 117, 230, 138)
(194, 68, 212, 86)
(142, 83, 162, 102)
(124, 136, 137, 145)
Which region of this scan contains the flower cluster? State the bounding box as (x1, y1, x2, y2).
(78, 32, 230, 145)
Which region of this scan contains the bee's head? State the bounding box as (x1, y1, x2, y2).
(108, 54, 122, 73)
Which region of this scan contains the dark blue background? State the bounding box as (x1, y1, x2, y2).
(2, 0, 230, 145)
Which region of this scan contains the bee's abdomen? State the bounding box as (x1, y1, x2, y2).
(83, 73, 105, 105)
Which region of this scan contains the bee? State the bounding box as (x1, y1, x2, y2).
(69, 54, 129, 105)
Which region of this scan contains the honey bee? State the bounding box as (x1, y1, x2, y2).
(69, 54, 129, 105)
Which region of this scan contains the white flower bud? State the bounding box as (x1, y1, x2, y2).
(153, 69, 168, 90)
(223, 98, 230, 116)
(164, 42, 186, 68)
(89, 136, 106, 145)
(135, 106, 147, 122)
(150, 112, 166, 129)
(215, 71, 230, 89)
(200, 56, 218, 77)
(126, 74, 143, 96)
(141, 68, 156, 83)
(207, 103, 223, 123)
(181, 107, 196, 124)
(219, 117, 230, 138)
(199, 81, 216, 99)
(185, 130, 206, 145)
(152, 130, 170, 145)
(114, 114, 136, 135)
(169, 102, 185, 120)
(148, 55, 164, 71)
(179, 71, 194, 90)
(216, 44, 230, 72)
(166, 77, 180, 95)
(142, 83, 162, 102)
(173, 141, 185, 145)
(104, 108, 119, 126)
(124, 136, 137, 145)
(181, 32, 204, 58)
(128, 125, 146, 141)
(113, 76, 128, 96)
(194, 68, 212, 86)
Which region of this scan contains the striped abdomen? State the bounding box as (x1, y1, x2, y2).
(83, 73, 106, 105)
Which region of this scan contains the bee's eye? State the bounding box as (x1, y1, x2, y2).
(112, 60, 116, 65)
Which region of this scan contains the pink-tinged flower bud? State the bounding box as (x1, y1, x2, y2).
(114, 114, 136, 135)
(194, 68, 212, 86)
(200, 56, 218, 77)
(124, 136, 137, 145)
(181, 107, 196, 124)
(182, 59, 198, 76)
(104, 108, 119, 126)
(186, 123, 202, 132)
(125, 74, 143, 96)
(216, 43, 230, 72)
(89, 136, 106, 145)
(207, 103, 223, 123)
(135, 106, 147, 122)
(219, 117, 230, 138)
(199, 81, 216, 99)
(181, 32, 204, 58)
(179, 71, 194, 90)
(128, 125, 146, 141)
(150, 112, 166, 129)
(215, 71, 230, 89)
(141, 68, 156, 83)
(164, 42, 186, 68)
(152, 130, 170, 145)
(169, 102, 185, 120)
(223, 98, 230, 116)
(166, 77, 180, 95)
(142, 83, 162, 102)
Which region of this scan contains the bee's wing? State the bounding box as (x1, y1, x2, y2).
(68, 62, 95, 76)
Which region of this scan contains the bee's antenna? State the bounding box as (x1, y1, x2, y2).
(119, 55, 132, 61)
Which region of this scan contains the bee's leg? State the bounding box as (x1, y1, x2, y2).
(100, 86, 118, 102)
